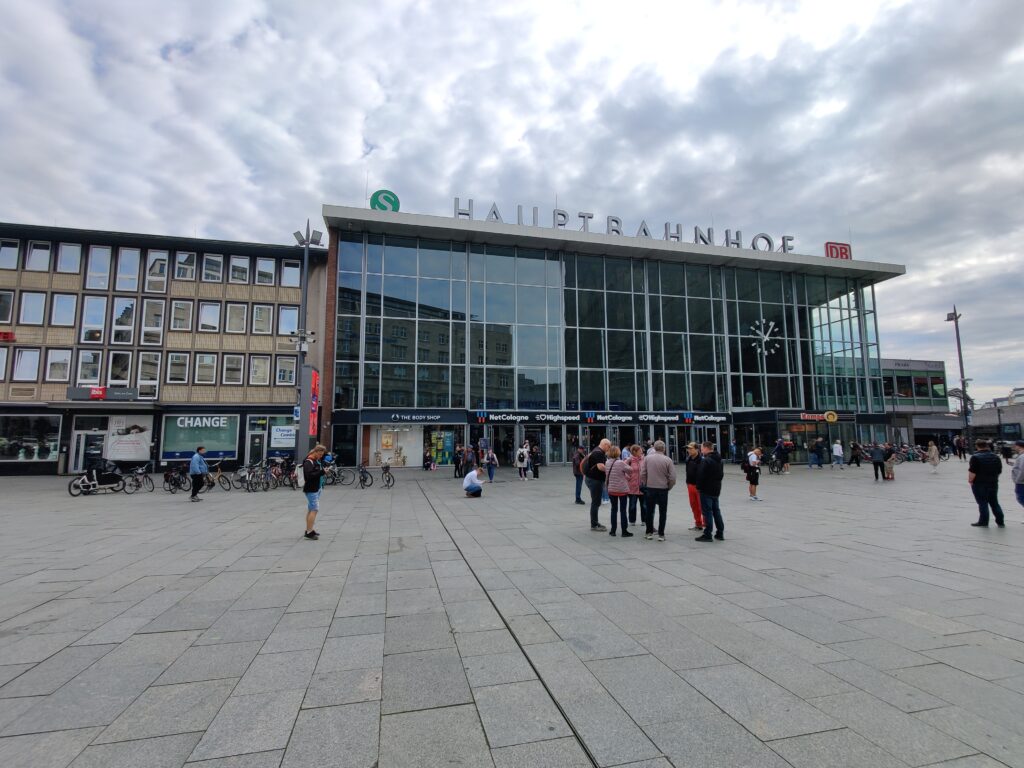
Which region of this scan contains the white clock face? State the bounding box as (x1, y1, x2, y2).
(749, 319, 782, 356)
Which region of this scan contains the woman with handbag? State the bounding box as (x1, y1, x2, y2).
(605, 446, 634, 537)
(625, 444, 646, 528)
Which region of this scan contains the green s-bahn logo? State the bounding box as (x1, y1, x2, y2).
(370, 189, 400, 212)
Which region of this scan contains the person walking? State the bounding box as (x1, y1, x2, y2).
(869, 443, 886, 481)
(188, 446, 208, 502)
(583, 439, 611, 531)
(955, 435, 966, 461)
(746, 447, 763, 501)
(883, 442, 897, 481)
(831, 440, 845, 470)
(515, 443, 529, 481)
(695, 441, 725, 542)
(453, 445, 463, 477)
(485, 447, 499, 482)
(572, 445, 586, 505)
(1012, 440, 1024, 510)
(683, 442, 705, 530)
(301, 444, 327, 539)
(926, 440, 940, 474)
(640, 440, 676, 541)
(850, 442, 863, 468)
(605, 446, 633, 537)
(463, 465, 484, 497)
(809, 438, 826, 469)
(625, 444, 646, 527)
(969, 439, 1005, 527)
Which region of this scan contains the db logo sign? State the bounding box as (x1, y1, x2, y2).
(825, 242, 852, 260)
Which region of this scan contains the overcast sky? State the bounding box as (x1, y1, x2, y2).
(1, 0, 1021, 404)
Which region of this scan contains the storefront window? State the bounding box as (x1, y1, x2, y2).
(0, 415, 60, 461)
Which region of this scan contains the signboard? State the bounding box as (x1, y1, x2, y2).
(66, 386, 139, 401)
(104, 415, 153, 462)
(825, 242, 852, 260)
(161, 414, 239, 459)
(270, 425, 297, 448)
(361, 409, 468, 424)
(0, 331, 15, 342)
(309, 370, 320, 437)
(370, 189, 400, 212)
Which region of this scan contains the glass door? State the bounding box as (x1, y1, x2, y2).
(247, 432, 266, 465)
(547, 425, 563, 464)
(71, 432, 105, 472)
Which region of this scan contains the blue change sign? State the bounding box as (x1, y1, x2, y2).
(161, 415, 239, 459)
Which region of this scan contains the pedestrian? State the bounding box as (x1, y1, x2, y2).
(968, 439, 1004, 527)
(572, 445, 586, 505)
(188, 446, 208, 502)
(515, 443, 529, 481)
(625, 445, 646, 527)
(463, 465, 484, 497)
(956, 435, 967, 461)
(746, 446, 763, 501)
(926, 440, 940, 474)
(464, 444, 477, 474)
(694, 441, 725, 542)
(729, 439, 738, 464)
(831, 440, 845, 470)
(605, 446, 633, 537)
(869, 443, 885, 481)
(850, 442, 863, 468)
(530, 444, 541, 479)
(883, 443, 896, 481)
(639, 440, 676, 541)
(485, 447, 499, 482)
(683, 442, 705, 530)
(583, 439, 611, 531)
(453, 444, 463, 477)
(301, 444, 327, 539)
(1012, 440, 1024, 510)
(424, 449, 434, 471)
(809, 438, 825, 469)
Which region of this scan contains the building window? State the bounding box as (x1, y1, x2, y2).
(108, 351, 132, 387)
(0, 291, 12, 323)
(0, 347, 7, 380)
(281, 260, 300, 287)
(175, 252, 196, 280)
(45, 350, 72, 382)
(25, 242, 50, 271)
(225, 304, 247, 334)
(166, 352, 189, 383)
(278, 306, 298, 335)
(18, 292, 45, 325)
(171, 300, 192, 331)
(141, 299, 165, 345)
(252, 304, 273, 334)
(198, 302, 220, 332)
(0, 240, 18, 269)
(81, 296, 107, 343)
(116, 248, 141, 291)
(138, 352, 161, 399)
(194, 353, 217, 384)
(222, 354, 244, 385)
(86, 246, 111, 289)
(145, 250, 168, 292)
(202, 254, 223, 282)
(249, 355, 270, 385)
(276, 356, 296, 386)
(50, 294, 77, 326)
(77, 350, 101, 385)
(57, 243, 81, 273)
(256, 258, 276, 285)
(229, 256, 250, 284)
(111, 297, 136, 344)
(12, 349, 40, 381)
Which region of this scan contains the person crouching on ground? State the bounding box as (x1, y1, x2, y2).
(302, 444, 327, 539)
(640, 440, 676, 541)
(463, 465, 484, 497)
(605, 445, 633, 537)
(683, 442, 705, 531)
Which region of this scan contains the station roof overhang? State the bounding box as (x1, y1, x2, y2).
(323, 205, 906, 286)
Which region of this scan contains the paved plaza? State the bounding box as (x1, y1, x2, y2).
(1, 459, 1023, 767)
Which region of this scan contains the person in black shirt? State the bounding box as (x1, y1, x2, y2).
(694, 442, 725, 541)
(968, 439, 1004, 527)
(583, 439, 611, 531)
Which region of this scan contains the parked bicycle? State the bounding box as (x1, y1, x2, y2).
(357, 463, 373, 489)
(766, 455, 784, 475)
(68, 460, 125, 496)
(123, 463, 155, 494)
(163, 463, 191, 493)
(201, 460, 232, 492)
(381, 461, 394, 488)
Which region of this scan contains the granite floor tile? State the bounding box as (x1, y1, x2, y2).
(378, 704, 493, 768)
(188, 690, 304, 762)
(768, 728, 908, 768)
(473, 680, 572, 747)
(194, 608, 285, 645)
(302, 667, 382, 708)
(913, 706, 1024, 768)
(588, 654, 717, 726)
(455, 629, 520, 657)
(327, 614, 385, 638)
(234, 650, 318, 696)
(316, 634, 384, 674)
(96, 678, 236, 743)
(0, 645, 114, 698)
(155, 641, 263, 686)
(281, 702, 379, 768)
(258, 625, 329, 655)
(828, 638, 935, 671)
(0, 727, 102, 768)
(646, 716, 791, 768)
(506, 614, 559, 645)
(445, 600, 506, 632)
(820, 659, 950, 713)
(70, 731, 202, 767)
(490, 736, 591, 768)
(383, 612, 454, 655)
(463, 652, 537, 688)
(381, 647, 472, 714)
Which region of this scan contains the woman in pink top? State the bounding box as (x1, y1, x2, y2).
(625, 445, 645, 528)
(605, 446, 634, 537)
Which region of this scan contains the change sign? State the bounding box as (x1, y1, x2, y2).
(161, 414, 239, 460)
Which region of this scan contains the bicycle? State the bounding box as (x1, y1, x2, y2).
(358, 463, 373, 489)
(381, 462, 394, 488)
(766, 455, 784, 475)
(202, 460, 232, 492)
(163, 464, 190, 493)
(232, 463, 260, 489)
(123, 463, 155, 494)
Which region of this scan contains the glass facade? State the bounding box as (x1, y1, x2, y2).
(333, 232, 885, 416)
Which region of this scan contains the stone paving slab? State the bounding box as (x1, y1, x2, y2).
(1, 463, 1024, 766)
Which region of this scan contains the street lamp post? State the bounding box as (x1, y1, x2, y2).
(945, 306, 972, 449)
(292, 221, 322, 458)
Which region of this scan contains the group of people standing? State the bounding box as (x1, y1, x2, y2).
(574, 439, 726, 542)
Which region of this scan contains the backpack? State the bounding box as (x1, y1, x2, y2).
(517, 450, 527, 463)
(740, 454, 751, 472)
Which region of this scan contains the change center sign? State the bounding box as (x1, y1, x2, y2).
(161, 415, 239, 460)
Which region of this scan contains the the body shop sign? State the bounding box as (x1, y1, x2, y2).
(161, 415, 239, 460)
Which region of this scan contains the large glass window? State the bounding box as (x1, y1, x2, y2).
(256, 258, 276, 285)
(0, 291, 12, 323)
(194, 353, 217, 384)
(86, 246, 111, 289)
(111, 297, 136, 344)
(116, 248, 140, 291)
(229, 256, 250, 283)
(278, 306, 298, 335)
(202, 254, 223, 282)
(25, 242, 50, 271)
(0, 415, 61, 461)
(171, 300, 192, 331)
(252, 304, 273, 334)
(50, 294, 77, 326)
(141, 299, 164, 345)
(225, 304, 247, 333)
(0, 240, 18, 269)
(281, 260, 300, 287)
(222, 354, 244, 385)
(166, 353, 189, 383)
(275, 356, 296, 386)
(77, 350, 101, 384)
(175, 252, 196, 280)
(138, 352, 160, 399)
(19, 292, 45, 325)
(45, 349, 71, 381)
(249, 355, 271, 385)
(81, 296, 107, 342)
(198, 302, 220, 332)
(12, 348, 40, 381)
(108, 351, 132, 387)
(0, 348, 5, 380)
(145, 250, 168, 292)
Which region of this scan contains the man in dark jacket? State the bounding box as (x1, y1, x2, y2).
(695, 442, 725, 542)
(302, 444, 327, 539)
(583, 439, 611, 532)
(572, 446, 586, 505)
(968, 439, 1004, 527)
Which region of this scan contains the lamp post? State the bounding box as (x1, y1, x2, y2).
(945, 307, 972, 449)
(291, 221, 322, 458)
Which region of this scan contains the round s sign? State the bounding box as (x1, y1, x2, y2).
(370, 189, 400, 212)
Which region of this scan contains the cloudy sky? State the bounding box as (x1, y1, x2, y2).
(1, 0, 1022, 404)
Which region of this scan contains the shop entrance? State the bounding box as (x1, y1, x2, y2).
(71, 431, 105, 472)
(246, 415, 296, 466)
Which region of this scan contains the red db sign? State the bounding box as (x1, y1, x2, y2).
(825, 242, 852, 260)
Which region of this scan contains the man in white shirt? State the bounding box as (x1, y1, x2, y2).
(463, 466, 483, 498)
(746, 447, 762, 502)
(1012, 440, 1024, 510)
(832, 440, 845, 470)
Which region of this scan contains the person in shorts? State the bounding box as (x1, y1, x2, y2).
(746, 447, 762, 501)
(302, 444, 327, 539)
